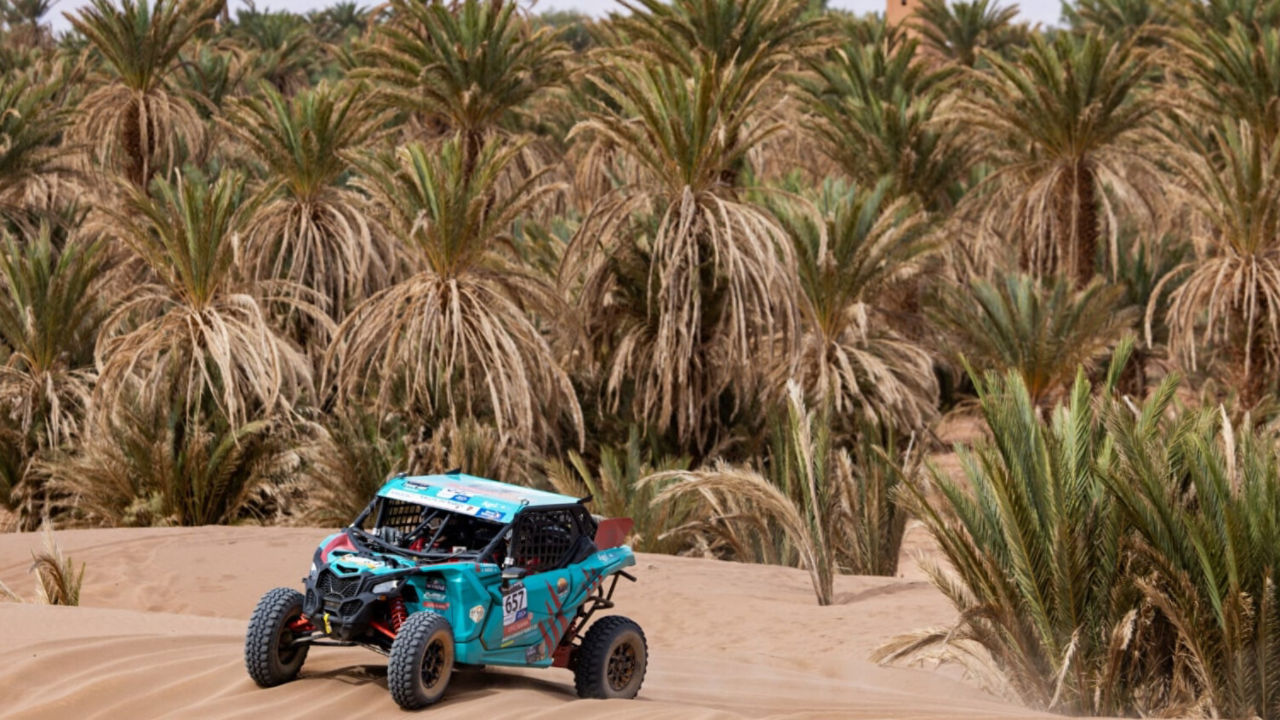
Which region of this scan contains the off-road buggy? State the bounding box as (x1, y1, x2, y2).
(244, 471, 647, 709)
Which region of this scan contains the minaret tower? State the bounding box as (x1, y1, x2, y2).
(886, 0, 922, 29)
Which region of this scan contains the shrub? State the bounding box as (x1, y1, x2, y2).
(880, 347, 1176, 714)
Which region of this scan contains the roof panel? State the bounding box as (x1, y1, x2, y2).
(376, 473, 578, 524)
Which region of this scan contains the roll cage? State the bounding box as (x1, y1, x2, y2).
(344, 494, 599, 573)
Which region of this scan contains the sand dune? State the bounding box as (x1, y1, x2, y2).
(0, 527, 1045, 719)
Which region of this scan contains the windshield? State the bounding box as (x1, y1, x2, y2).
(350, 496, 509, 563)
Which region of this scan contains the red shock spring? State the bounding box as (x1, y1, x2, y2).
(389, 596, 408, 632)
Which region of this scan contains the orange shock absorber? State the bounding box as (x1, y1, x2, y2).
(389, 596, 408, 632)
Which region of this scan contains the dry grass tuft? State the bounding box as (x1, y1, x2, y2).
(1, 524, 85, 605)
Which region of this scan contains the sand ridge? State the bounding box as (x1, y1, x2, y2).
(0, 527, 1046, 719)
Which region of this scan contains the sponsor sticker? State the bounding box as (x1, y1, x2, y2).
(383, 488, 480, 516)
(478, 508, 504, 521)
(525, 645, 544, 663)
(469, 605, 485, 623)
(338, 556, 384, 570)
(422, 601, 449, 611)
(555, 577, 569, 595)
(438, 488, 472, 503)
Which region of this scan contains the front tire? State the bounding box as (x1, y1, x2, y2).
(245, 587, 310, 687)
(388, 612, 455, 709)
(573, 615, 647, 699)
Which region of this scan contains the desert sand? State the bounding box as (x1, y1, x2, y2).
(0, 524, 1045, 719)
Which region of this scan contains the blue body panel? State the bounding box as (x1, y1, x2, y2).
(317, 543, 635, 666)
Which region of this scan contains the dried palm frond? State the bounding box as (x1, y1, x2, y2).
(0, 524, 85, 605)
(296, 408, 410, 526)
(408, 416, 535, 486)
(329, 138, 581, 447)
(94, 171, 314, 429)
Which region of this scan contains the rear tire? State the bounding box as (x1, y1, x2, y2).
(573, 615, 647, 699)
(388, 612, 455, 709)
(245, 587, 310, 687)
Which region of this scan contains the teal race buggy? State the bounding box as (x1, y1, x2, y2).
(244, 471, 647, 709)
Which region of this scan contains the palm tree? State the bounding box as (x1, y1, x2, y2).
(0, 220, 105, 526)
(1063, 0, 1172, 40)
(604, 0, 826, 191)
(795, 34, 966, 213)
(328, 138, 581, 447)
(1153, 120, 1280, 403)
(68, 0, 218, 187)
(228, 2, 316, 94)
(310, 1, 370, 45)
(221, 81, 390, 344)
(0, 222, 105, 451)
(768, 180, 939, 435)
(956, 31, 1162, 285)
(612, 0, 826, 75)
(1106, 397, 1280, 719)
(357, 0, 566, 173)
(1175, 20, 1280, 145)
(0, 64, 76, 220)
(563, 58, 799, 450)
(930, 273, 1136, 405)
(95, 171, 312, 428)
(177, 40, 251, 120)
(880, 357, 1173, 715)
(1175, 0, 1280, 36)
(912, 0, 1018, 68)
(0, 0, 55, 47)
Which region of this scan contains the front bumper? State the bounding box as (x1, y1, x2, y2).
(302, 568, 386, 641)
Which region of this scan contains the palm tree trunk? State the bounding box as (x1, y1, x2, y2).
(1068, 159, 1098, 286)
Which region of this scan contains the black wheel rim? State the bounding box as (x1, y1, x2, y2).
(276, 614, 300, 664)
(421, 638, 447, 690)
(606, 638, 638, 692)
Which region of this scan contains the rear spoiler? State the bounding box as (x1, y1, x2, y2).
(594, 517, 634, 549)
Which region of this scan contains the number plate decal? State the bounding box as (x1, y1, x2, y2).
(502, 584, 531, 637)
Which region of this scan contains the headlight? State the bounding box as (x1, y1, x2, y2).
(371, 580, 399, 595)
(309, 562, 316, 574)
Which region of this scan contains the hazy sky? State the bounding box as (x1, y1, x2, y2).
(46, 0, 1064, 31)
